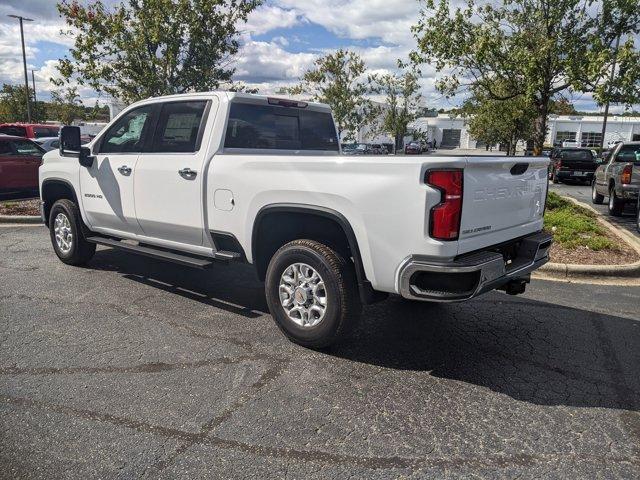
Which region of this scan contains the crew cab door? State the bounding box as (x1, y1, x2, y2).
(80, 104, 156, 235)
(133, 100, 213, 246)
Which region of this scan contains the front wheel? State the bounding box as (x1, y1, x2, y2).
(49, 199, 96, 265)
(608, 186, 625, 217)
(265, 239, 361, 349)
(591, 180, 604, 204)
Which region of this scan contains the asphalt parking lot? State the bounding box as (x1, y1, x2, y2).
(1, 225, 639, 479)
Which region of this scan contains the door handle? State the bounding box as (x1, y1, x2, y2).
(178, 167, 197, 178)
(117, 165, 132, 176)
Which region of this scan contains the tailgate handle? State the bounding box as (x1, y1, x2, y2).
(510, 163, 529, 175)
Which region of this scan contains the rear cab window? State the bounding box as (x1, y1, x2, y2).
(33, 126, 60, 138)
(224, 100, 339, 152)
(559, 149, 593, 161)
(614, 145, 640, 162)
(0, 126, 27, 137)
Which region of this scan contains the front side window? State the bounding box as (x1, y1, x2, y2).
(99, 105, 155, 153)
(615, 145, 640, 162)
(151, 101, 207, 153)
(224, 103, 338, 151)
(12, 139, 45, 156)
(0, 126, 27, 137)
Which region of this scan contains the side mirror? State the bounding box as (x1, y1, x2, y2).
(59, 125, 93, 167)
(60, 126, 81, 155)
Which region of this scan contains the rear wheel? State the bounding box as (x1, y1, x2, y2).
(265, 239, 361, 348)
(591, 180, 604, 204)
(608, 185, 624, 216)
(49, 199, 96, 265)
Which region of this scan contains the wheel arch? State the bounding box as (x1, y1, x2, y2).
(41, 179, 79, 227)
(251, 204, 384, 304)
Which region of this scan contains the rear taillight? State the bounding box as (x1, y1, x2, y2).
(621, 164, 632, 184)
(426, 169, 463, 240)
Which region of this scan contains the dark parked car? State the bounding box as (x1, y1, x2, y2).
(405, 141, 422, 154)
(549, 147, 598, 184)
(0, 135, 45, 195)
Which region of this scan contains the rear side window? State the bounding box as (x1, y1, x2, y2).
(0, 126, 27, 137)
(615, 145, 640, 162)
(151, 101, 207, 153)
(0, 141, 12, 155)
(224, 103, 338, 151)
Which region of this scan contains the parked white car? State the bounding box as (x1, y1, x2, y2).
(35, 137, 60, 152)
(39, 92, 552, 347)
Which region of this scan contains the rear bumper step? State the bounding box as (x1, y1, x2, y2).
(398, 231, 552, 302)
(86, 236, 239, 269)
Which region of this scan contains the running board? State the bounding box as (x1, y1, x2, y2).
(85, 236, 236, 269)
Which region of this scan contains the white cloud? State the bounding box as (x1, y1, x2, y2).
(244, 5, 302, 36)
(233, 40, 317, 83)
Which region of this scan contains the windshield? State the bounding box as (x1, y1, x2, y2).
(560, 150, 593, 161)
(12, 139, 45, 155)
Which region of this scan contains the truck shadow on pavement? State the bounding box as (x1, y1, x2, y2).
(89, 248, 640, 412)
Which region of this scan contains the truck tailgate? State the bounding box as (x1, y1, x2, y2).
(457, 157, 549, 255)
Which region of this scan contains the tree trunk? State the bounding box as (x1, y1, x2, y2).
(532, 100, 549, 155)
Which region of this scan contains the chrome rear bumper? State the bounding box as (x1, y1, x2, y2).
(398, 231, 552, 302)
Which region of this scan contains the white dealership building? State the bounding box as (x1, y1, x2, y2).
(408, 113, 640, 150)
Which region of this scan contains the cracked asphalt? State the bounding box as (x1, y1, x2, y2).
(1, 225, 639, 479)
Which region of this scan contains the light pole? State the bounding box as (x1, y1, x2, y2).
(8, 14, 34, 123)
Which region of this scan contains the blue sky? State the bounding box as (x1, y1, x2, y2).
(0, 0, 625, 112)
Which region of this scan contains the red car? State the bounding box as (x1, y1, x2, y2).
(0, 135, 45, 194)
(0, 123, 60, 140)
(404, 141, 422, 154)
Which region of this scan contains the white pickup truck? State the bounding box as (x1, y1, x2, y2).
(39, 92, 551, 347)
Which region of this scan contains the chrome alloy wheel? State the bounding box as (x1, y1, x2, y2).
(279, 263, 327, 327)
(54, 212, 73, 254)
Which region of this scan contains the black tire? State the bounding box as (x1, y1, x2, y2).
(265, 239, 361, 349)
(608, 185, 624, 216)
(591, 180, 604, 204)
(49, 199, 96, 265)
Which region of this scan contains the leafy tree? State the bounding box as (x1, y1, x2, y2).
(48, 87, 85, 125)
(288, 49, 374, 140)
(369, 69, 424, 150)
(56, 0, 261, 103)
(460, 83, 536, 155)
(0, 84, 45, 123)
(549, 98, 578, 115)
(411, 0, 640, 154)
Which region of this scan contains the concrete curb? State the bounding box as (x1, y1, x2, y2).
(0, 215, 42, 224)
(539, 195, 640, 279)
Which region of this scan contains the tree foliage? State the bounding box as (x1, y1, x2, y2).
(369, 69, 424, 150)
(56, 0, 261, 103)
(460, 82, 536, 155)
(48, 87, 85, 125)
(288, 49, 374, 140)
(411, 0, 640, 153)
(0, 84, 45, 123)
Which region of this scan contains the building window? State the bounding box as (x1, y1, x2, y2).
(581, 132, 603, 147)
(555, 131, 576, 145)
